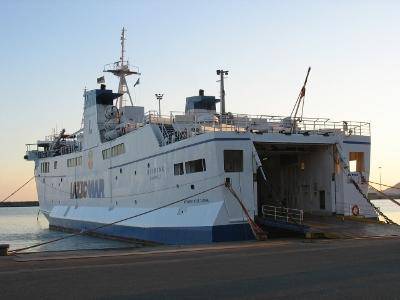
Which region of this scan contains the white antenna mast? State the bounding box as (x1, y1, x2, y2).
(104, 27, 141, 109)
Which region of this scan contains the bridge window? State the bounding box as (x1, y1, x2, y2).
(40, 162, 50, 173)
(224, 150, 243, 172)
(174, 163, 184, 175)
(102, 143, 125, 159)
(185, 159, 206, 174)
(67, 156, 82, 167)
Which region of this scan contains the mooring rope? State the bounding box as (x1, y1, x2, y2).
(10, 182, 225, 254)
(36, 172, 225, 199)
(368, 181, 400, 191)
(367, 184, 400, 207)
(333, 144, 396, 225)
(349, 179, 396, 225)
(1, 176, 35, 203)
(225, 182, 267, 241)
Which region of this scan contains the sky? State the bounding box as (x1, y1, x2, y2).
(0, 0, 399, 201)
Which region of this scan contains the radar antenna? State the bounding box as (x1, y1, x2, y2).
(104, 27, 141, 109)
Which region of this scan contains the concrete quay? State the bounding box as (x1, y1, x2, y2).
(1, 237, 400, 299)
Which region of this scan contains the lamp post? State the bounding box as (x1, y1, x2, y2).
(378, 166, 382, 191)
(155, 93, 164, 117)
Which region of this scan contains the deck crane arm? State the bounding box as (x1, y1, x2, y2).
(290, 67, 311, 133)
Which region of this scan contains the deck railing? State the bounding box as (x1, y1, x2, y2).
(25, 141, 82, 159)
(262, 205, 304, 224)
(144, 111, 370, 137)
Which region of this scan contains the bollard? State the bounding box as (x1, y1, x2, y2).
(0, 244, 9, 256)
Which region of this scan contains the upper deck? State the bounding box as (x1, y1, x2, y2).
(146, 110, 370, 146)
(25, 110, 370, 161)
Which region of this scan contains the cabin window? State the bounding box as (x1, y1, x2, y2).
(174, 163, 184, 175)
(102, 143, 125, 159)
(40, 162, 50, 173)
(349, 152, 365, 172)
(54, 161, 57, 169)
(224, 150, 243, 172)
(185, 159, 206, 174)
(67, 156, 82, 167)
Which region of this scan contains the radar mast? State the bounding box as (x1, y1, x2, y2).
(104, 27, 140, 109)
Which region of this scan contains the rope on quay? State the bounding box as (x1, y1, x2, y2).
(10, 183, 225, 254)
(1, 176, 35, 203)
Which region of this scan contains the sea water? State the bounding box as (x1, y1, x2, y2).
(0, 207, 138, 252)
(1, 201, 399, 253)
(372, 199, 400, 224)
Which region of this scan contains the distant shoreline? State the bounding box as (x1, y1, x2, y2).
(0, 201, 39, 207)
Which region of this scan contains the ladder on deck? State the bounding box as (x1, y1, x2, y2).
(158, 124, 175, 145)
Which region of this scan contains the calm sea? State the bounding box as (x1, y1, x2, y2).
(371, 199, 400, 224)
(0, 207, 139, 252)
(1, 201, 399, 253)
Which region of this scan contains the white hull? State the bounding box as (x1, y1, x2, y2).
(33, 127, 374, 244)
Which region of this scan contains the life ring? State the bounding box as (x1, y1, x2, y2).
(352, 205, 360, 216)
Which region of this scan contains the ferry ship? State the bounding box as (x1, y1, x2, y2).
(25, 29, 375, 244)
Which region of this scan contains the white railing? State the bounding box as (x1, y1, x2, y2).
(25, 141, 82, 159)
(144, 111, 370, 137)
(262, 205, 304, 224)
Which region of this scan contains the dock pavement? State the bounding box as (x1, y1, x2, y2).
(1, 237, 400, 299)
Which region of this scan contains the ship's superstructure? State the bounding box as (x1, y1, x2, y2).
(25, 29, 375, 244)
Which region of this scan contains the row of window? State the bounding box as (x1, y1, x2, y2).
(67, 156, 82, 167)
(102, 143, 125, 160)
(40, 149, 244, 175)
(174, 158, 206, 176)
(40, 162, 50, 173)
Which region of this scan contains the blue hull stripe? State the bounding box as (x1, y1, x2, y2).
(110, 137, 251, 169)
(49, 217, 254, 245)
(343, 141, 371, 145)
